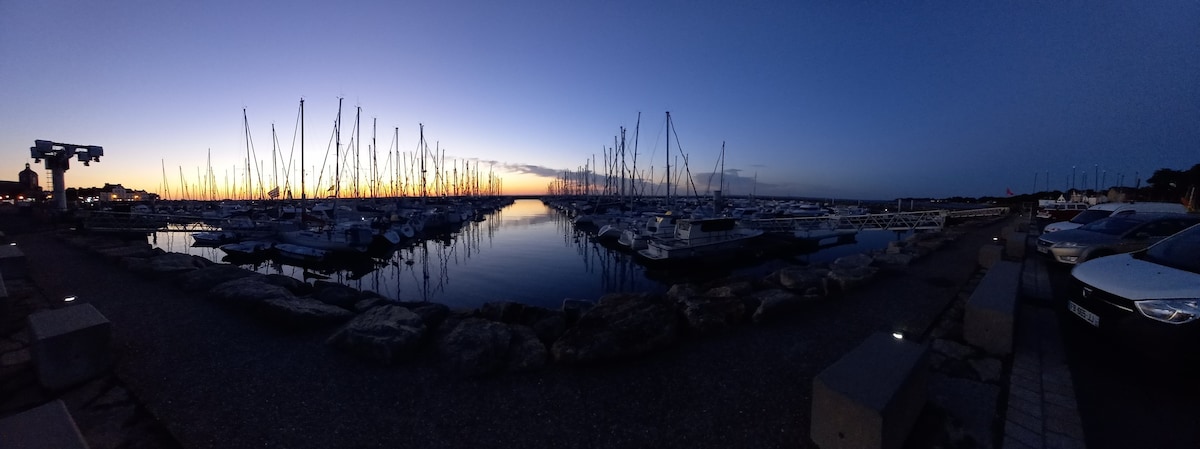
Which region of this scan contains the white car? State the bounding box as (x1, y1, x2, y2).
(1068, 223, 1200, 352)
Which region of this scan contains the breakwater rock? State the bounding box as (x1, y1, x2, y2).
(58, 228, 959, 377)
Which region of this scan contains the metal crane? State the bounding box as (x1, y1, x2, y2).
(30, 139, 104, 212)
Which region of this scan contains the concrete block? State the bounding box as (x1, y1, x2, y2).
(28, 303, 113, 390)
(0, 400, 90, 449)
(0, 275, 8, 319)
(978, 244, 1002, 269)
(1005, 231, 1027, 259)
(811, 332, 929, 449)
(0, 243, 27, 279)
(965, 260, 1021, 355)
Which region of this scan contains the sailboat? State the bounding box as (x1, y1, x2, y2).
(277, 97, 374, 255)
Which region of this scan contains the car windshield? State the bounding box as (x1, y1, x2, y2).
(1078, 216, 1141, 235)
(1139, 224, 1200, 274)
(1069, 209, 1112, 224)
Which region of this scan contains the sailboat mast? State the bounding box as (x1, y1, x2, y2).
(632, 112, 640, 198)
(271, 124, 278, 199)
(666, 111, 671, 206)
(243, 108, 252, 200)
(300, 98, 306, 201)
(720, 141, 725, 195)
(335, 97, 343, 199)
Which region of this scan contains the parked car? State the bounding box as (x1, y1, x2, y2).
(1068, 222, 1200, 354)
(1042, 201, 1187, 234)
(1036, 213, 1200, 265)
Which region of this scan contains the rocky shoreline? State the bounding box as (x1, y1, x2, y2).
(56, 227, 963, 379)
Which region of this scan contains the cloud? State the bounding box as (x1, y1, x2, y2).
(495, 162, 564, 178)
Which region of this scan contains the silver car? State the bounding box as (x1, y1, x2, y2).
(1036, 213, 1200, 265)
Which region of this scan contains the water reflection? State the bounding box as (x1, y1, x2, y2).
(149, 199, 906, 310)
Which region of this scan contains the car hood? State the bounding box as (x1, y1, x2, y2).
(1038, 229, 1119, 245)
(1071, 253, 1200, 300)
(1044, 221, 1082, 233)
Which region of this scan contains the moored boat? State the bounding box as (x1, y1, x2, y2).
(637, 217, 764, 262)
(275, 243, 330, 262)
(219, 240, 274, 258)
(191, 230, 238, 246)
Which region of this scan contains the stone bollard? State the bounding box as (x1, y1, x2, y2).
(28, 303, 113, 390)
(811, 332, 929, 449)
(964, 260, 1021, 355)
(0, 275, 8, 320)
(0, 400, 90, 449)
(0, 243, 27, 279)
(1005, 231, 1027, 259)
(977, 244, 1002, 269)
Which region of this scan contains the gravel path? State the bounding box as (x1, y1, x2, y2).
(12, 217, 1005, 449)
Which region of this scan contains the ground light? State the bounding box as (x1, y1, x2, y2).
(892, 331, 904, 340)
(63, 295, 77, 302)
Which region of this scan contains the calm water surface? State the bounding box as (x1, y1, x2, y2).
(150, 199, 909, 310)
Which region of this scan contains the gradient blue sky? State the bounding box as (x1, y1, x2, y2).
(2, 0, 1197, 200)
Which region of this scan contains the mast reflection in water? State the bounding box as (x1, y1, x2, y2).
(150, 199, 910, 310)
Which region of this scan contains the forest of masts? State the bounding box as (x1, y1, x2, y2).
(157, 98, 503, 202)
(545, 111, 733, 201)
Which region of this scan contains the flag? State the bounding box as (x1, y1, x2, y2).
(267, 186, 280, 199)
(1006, 188, 1014, 196)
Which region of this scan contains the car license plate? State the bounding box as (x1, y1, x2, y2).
(1068, 301, 1100, 327)
(1037, 246, 1049, 254)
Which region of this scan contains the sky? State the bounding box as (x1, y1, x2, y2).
(1, 0, 1197, 201)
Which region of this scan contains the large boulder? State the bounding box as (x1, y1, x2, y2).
(408, 302, 451, 330)
(262, 274, 313, 295)
(313, 282, 361, 309)
(751, 289, 809, 323)
(327, 305, 427, 365)
(678, 296, 745, 333)
(126, 252, 211, 278)
(531, 314, 566, 345)
(551, 293, 680, 364)
(831, 253, 873, 271)
(437, 318, 513, 377)
(778, 266, 830, 293)
(826, 265, 878, 293)
(179, 264, 258, 293)
(665, 283, 701, 301)
(506, 325, 547, 372)
(704, 281, 754, 298)
(477, 301, 526, 323)
(258, 296, 355, 329)
(561, 298, 595, 325)
(873, 252, 915, 267)
(207, 276, 296, 307)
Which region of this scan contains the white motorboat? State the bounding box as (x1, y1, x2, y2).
(618, 214, 679, 250)
(275, 243, 330, 262)
(637, 217, 764, 261)
(219, 240, 274, 258)
(277, 224, 373, 254)
(191, 231, 238, 246)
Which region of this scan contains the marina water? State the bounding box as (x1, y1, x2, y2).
(149, 199, 910, 310)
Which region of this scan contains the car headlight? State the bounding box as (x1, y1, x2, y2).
(1136, 299, 1200, 324)
(1052, 241, 1081, 248)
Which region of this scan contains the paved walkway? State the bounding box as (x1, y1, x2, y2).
(1002, 223, 1086, 449)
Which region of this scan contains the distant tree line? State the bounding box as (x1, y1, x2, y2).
(936, 163, 1200, 209)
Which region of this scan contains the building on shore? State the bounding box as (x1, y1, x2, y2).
(0, 163, 43, 203)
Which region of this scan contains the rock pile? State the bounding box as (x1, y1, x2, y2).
(58, 229, 960, 378)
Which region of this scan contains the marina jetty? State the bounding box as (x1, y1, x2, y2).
(0, 207, 1032, 448)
